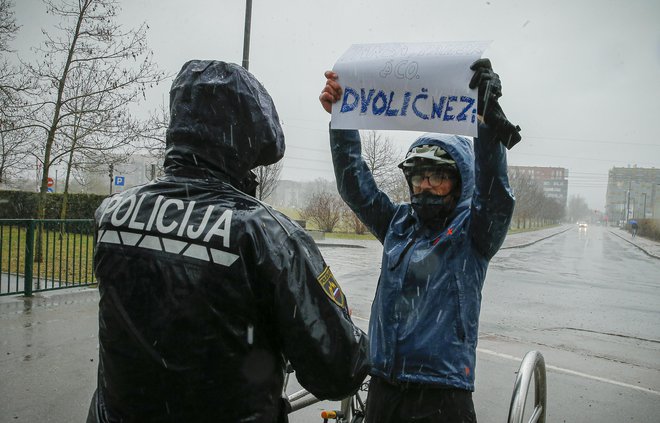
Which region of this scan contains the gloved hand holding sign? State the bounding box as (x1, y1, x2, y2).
(469, 58, 522, 149)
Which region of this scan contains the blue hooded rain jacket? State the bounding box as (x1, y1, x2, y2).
(330, 123, 514, 391)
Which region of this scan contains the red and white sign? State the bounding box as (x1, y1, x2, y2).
(47, 177, 54, 187)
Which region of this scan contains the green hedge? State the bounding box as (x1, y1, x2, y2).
(636, 219, 660, 242)
(0, 190, 106, 219)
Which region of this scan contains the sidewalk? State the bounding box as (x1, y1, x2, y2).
(314, 225, 575, 250)
(608, 227, 660, 259)
(500, 224, 572, 249)
(498, 223, 660, 260)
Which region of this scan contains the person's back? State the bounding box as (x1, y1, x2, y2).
(88, 60, 369, 423)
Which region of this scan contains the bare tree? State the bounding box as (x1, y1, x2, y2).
(0, 0, 32, 184)
(20, 0, 167, 218)
(255, 161, 282, 201)
(540, 197, 564, 224)
(567, 195, 590, 223)
(0, 125, 32, 184)
(336, 129, 404, 233)
(508, 168, 544, 228)
(389, 172, 410, 203)
(140, 101, 169, 176)
(55, 60, 164, 216)
(68, 165, 108, 193)
(0, 0, 22, 108)
(299, 181, 343, 232)
(0, 0, 17, 52)
(508, 168, 566, 228)
(361, 130, 401, 196)
(341, 203, 366, 235)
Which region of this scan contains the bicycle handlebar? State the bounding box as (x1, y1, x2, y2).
(287, 389, 321, 412)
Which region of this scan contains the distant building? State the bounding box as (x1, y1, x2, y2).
(508, 166, 569, 206)
(605, 166, 660, 224)
(267, 179, 340, 210)
(266, 180, 312, 208)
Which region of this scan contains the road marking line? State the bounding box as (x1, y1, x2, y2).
(478, 348, 660, 397)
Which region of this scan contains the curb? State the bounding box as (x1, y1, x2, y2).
(608, 230, 660, 260)
(501, 227, 572, 250)
(316, 242, 366, 249)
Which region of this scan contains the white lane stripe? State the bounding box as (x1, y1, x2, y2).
(477, 347, 660, 397)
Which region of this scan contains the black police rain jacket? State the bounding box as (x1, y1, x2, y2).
(88, 61, 369, 423)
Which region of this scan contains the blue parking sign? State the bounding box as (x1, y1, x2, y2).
(114, 176, 125, 186)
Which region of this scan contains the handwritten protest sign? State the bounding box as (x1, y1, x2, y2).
(331, 41, 490, 137)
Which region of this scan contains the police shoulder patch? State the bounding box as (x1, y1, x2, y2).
(317, 266, 346, 309)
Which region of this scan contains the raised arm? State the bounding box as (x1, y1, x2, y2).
(321, 71, 398, 243)
(468, 59, 517, 258)
(470, 123, 515, 259)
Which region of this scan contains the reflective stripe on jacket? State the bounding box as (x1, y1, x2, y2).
(91, 178, 370, 422)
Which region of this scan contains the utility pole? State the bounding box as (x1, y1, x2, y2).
(642, 192, 647, 218)
(109, 164, 114, 195)
(242, 0, 253, 70)
(626, 179, 631, 222)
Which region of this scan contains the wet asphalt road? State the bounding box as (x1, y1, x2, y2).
(296, 226, 660, 422)
(1, 225, 658, 422)
(475, 226, 660, 422)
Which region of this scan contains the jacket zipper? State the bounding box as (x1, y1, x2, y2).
(453, 275, 466, 342)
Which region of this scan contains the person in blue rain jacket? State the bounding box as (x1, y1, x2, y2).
(319, 59, 519, 422)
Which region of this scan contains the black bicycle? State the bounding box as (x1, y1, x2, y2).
(284, 350, 546, 423)
(283, 364, 368, 423)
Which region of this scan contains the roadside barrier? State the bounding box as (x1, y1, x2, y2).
(0, 219, 96, 296)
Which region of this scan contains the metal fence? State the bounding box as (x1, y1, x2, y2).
(0, 219, 96, 296)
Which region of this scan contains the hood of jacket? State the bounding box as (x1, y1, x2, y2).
(164, 60, 285, 188)
(404, 133, 475, 220)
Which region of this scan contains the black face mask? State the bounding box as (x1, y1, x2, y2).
(411, 191, 456, 228)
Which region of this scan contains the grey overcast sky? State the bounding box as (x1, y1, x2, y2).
(12, 0, 660, 210)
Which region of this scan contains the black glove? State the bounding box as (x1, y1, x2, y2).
(469, 58, 522, 149)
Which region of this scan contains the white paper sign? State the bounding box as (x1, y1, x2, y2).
(331, 41, 490, 137)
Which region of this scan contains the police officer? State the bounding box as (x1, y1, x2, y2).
(87, 60, 369, 423)
(320, 59, 518, 422)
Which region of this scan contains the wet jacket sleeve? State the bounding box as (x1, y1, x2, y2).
(262, 225, 370, 400)
(470, 122, 515, 259)
(329, 127, 398, 243)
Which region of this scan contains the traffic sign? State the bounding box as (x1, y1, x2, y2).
(114, 176, 125, 186)
(47, 187, 54, 193)
(47, 177, 54, 187)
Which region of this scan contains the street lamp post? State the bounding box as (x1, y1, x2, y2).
(642, 192, 647, 218)
(242, 0, 253, 70)
(626, 186, 631, 221)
